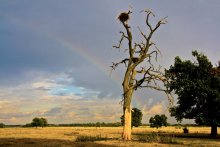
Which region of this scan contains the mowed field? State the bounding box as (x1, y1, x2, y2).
(0, 126, 220, 147)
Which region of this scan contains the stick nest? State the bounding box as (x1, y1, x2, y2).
(118, 12, 130, 22)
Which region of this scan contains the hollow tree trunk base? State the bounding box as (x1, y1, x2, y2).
(122, 107, 132, 140)
(122, 131, 131, 140)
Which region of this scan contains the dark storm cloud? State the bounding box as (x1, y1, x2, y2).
(0, 0, 220, 124)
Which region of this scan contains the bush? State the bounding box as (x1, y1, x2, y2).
(183, 127, 189, 133)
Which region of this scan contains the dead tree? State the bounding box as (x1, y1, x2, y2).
(111, 9, 171, 140)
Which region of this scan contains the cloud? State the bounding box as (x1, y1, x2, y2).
(1, 1, 219, 125)
(0, 71, 123, 124)
(145, 103, 164, 115)
(44, 107, 62, 116)
(141, 99, 168, 116)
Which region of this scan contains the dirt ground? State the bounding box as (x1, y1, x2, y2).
(0, 126, 220, 147)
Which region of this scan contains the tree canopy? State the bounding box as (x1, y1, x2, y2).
(149, 114, 168, 128)
(0, 123, 5, 128)
(165, 51, 220, 137)
(121, 108, 143, 128)
(31, 117, 48, 127)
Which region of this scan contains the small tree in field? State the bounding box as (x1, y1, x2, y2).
(111, 9, 171, 140)
(31, 117, 48, 127)
(149, 114, 168, 128)
(166, 51, 220, 138)
(0, 123, 5, 128)
(121, 108, 143, 128)
(41, 117, 48, 127)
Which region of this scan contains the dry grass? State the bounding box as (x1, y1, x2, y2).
(0, 126, 220, 146)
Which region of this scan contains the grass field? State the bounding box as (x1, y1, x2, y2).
(0, 126, 220, 147)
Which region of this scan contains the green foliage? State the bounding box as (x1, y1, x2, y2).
(40, 118, 48, 127)
(166, 50, 220, 137)
(121, 108, 143, 127)
(95, 122, 101, 127)
(75, 134, 107, 142)
(0, 123, 5, 128)
(24, 123, 33, 127)
(31, 117, 48, 127)
(149, 114, 168, 128)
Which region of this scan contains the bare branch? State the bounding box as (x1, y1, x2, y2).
(140, 85, 166, 91)
(134, 42, 144, 54)
(110, 58, 129, 70)
(138, 27, 148, 41)
(113, 31, 128, 49)
(145, 10, 154, 32)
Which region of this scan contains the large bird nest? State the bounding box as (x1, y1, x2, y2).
(118, 12, 130, 22)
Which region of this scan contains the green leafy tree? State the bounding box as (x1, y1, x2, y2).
(149, 114, 168, 128)
(31, 117, 43, 127)
(121, 108, 143, 128)
(31, 117, 48, 127)
(40, 117, 48, 127)
(165, 51, 220, 138)
(0, 123, 5, 128)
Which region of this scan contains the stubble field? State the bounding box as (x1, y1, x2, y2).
(0, 126, 220, 147)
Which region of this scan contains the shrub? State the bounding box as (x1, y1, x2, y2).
(183, 127, 189, 134)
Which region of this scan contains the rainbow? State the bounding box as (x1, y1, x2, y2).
(6, 16, 143, 109)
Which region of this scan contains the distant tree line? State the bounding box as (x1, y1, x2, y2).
(58, 122, 122, 127)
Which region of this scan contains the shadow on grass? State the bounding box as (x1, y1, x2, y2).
(0, 138, 118, 147)
(133, 132, 182, 145)
(173, 133, 220, 139)
(134, 132, 220, 139)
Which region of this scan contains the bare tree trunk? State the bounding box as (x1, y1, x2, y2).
(122, 106, 132, 140)
(121, 69, 135, 140)
(112, 10, 168, 141)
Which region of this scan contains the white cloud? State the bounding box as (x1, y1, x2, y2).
(0, 71, 123, 124)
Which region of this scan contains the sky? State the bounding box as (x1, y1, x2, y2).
(0, 0, 220, 125)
